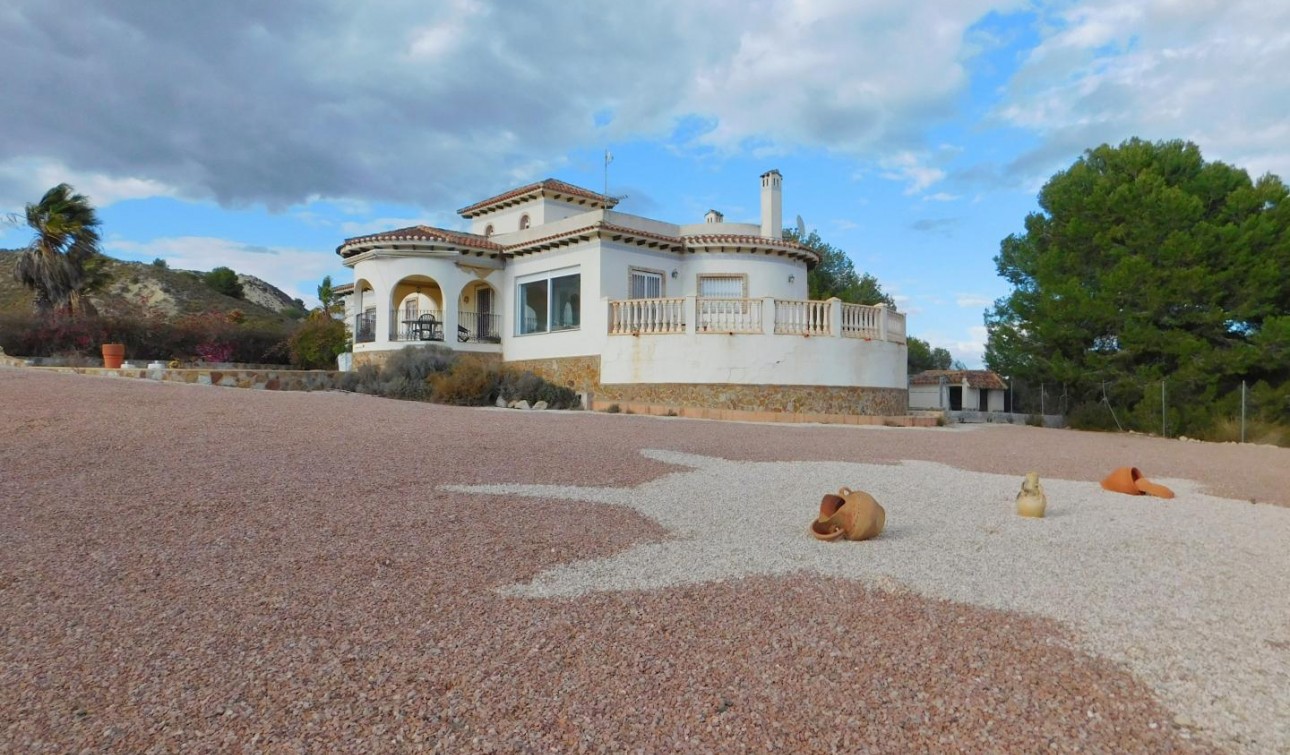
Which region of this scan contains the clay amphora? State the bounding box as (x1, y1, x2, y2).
(1015, 471, 1047, 518)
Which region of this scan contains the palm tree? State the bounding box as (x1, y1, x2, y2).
(12, 183, 102, 315)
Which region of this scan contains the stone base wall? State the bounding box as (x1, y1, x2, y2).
(352, 347, 501, 370)
(503, 355, 601, 394)
(30, 366, 342, 391)
(504, 355, 908, 417)
(597, 383, 908, 416)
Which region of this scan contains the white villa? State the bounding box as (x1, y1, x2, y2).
(336, 171, 910, 416)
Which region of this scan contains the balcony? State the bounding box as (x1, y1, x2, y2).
(604, 297, 907, 388)
(609, 297, 905, 343)
(354, 312, 376, 344)
(391, 309, 444, 342)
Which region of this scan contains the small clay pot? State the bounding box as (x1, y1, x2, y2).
(101, 343, 125, 369)
(1015, 472, 1047, 518)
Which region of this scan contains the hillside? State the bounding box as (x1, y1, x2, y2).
(0, 250, 306, 324)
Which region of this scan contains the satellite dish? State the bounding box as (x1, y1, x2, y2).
(795, 214, 807, 238)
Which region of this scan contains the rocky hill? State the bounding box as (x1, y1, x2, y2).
(0, 249, 306, 323)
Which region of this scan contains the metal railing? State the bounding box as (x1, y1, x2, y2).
(610, 298, 687, 334)
(457, 311, 502, 343)
(774, 299, 831, 335)
(354, 312, 376, 343)
(391, 308, 444, 342)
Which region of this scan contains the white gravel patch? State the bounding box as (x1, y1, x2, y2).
(445, 449, 1290, 754)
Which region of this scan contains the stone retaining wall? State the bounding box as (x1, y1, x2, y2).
(505, 355, 909, 417)
(22, 366, 342, 391)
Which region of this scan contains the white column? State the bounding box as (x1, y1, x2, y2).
(878, 303, 889, 342)
(376, 283, 393, 343)
(685, 296, 697, 335)
(761, 297, 776, 334)
(828, 297, 842, 337)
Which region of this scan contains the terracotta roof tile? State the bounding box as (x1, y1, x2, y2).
(910, 370, 1008, 390)
(336, 225, 502, 257)
(457, 179, 617, 218)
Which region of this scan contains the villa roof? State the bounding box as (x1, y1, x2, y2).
(335, 225, 502, 258)
(910, 370, 1008, 390)
(457, 179, 618, 218)
(682, 233, 819, 267)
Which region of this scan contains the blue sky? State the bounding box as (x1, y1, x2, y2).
(3, 1, 1287, 367)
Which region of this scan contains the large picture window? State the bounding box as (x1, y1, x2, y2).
(518, 270, 581, 334)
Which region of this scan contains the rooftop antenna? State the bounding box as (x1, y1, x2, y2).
(603, 149, 613, 208)
(795, 214, 807, 238)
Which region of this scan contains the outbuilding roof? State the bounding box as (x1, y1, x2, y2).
(910, 370, 1008, 390)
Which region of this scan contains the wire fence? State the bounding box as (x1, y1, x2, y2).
(1000, 374, 1286, 445)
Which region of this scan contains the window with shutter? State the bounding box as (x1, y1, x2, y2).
(629, 269, 663, 299)
(698, 275, 745, 298)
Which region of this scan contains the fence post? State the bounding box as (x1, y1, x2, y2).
(828, 297, 842, 337)
(1241, 380, 1247, 443)
(685, 296, 697, 336)
(1161, 380, 1166, 438)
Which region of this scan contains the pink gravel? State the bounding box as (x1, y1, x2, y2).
(3, 368, 1274, 751)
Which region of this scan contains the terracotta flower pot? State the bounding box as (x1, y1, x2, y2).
(810, 487, 885, 541)
(1100, 466, 1175, 499)
(1015, 471, 1047, 518)
(101, 343, 125, 369)
(810, 494, 847, 541)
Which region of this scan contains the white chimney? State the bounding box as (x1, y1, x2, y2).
(705, 209, 724, 223)
(760, 169, 782, 239)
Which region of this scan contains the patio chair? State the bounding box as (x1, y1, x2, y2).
(416, 313, 441, 341)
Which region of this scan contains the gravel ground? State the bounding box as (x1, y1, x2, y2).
(3, 368, 1287, 753)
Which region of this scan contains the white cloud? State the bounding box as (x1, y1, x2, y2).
(923, 192, 961, 202)
(0, 157, 179, 213)
(339, 217, 430, 237)
(954, 293, 993, 308)
(999, 0, 1290, 183)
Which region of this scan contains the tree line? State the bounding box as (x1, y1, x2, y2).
(986, 138, 1289, 438)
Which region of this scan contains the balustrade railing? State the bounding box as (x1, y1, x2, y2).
(887, 310, 907, 343)
(774, 299, 831, 335)
(603, 297, 903, 344)
(610, 298, 687, 334)
(841, 303, 881, 339)
(698, 298, 762, 333)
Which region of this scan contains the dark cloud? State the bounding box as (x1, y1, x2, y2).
(0, 1, 999, 210)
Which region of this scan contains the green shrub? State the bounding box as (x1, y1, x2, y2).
(1027, 414, 1044, 427)
(204, 266, 244, 299)
(430, 356, 501, 405)
(606, 404, 621, 413)
(498, 369, 580, 409)
(383, 345, 454, 383)
(1066, 402, 1123, 431)
(288, 315, 348, 370)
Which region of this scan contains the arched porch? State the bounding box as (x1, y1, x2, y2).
(390, 275, 445, 342)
